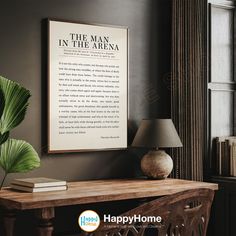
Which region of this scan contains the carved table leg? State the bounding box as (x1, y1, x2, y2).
(35, 207, 55, 236)
(3, 209, 17, 236)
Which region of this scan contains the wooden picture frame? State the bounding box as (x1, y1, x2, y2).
(48, 19, 128, 153)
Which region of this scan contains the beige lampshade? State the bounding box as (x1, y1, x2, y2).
(132, 119, 183, 148)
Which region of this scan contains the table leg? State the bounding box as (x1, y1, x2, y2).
(35, 207, 55, 236)
(3, 209, 17, 236)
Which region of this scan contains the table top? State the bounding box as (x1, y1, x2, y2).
(0, 178, 218, 210)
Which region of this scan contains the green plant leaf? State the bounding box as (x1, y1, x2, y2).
(0, 88, 8, 145)
(0, 139, 40, 174)
(0, 132, 9, 145)
(0, 76, 31, 134)
(0, 88, 5, 119)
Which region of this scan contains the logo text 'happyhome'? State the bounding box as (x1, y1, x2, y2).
(104, 214, 162, 224)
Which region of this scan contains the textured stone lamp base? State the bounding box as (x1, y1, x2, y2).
(141, 150, 173, 179)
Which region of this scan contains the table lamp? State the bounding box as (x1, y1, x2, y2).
(131, 119, 183, 179)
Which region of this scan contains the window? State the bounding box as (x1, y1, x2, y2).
(208, 2, 236, 172)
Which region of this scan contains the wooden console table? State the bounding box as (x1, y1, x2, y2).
(0, 178, 218, 236)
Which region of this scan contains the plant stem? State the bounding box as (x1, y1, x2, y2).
(0, 173, 7, 190)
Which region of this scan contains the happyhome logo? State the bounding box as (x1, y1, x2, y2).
(78, 210, 100, 232)
(78, 210, 162, 233)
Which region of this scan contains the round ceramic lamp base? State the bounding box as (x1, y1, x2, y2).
(141, 150, 173, 179)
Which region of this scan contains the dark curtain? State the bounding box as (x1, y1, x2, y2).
(171, 0, 208, 181)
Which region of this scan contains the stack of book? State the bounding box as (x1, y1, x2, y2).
(10, 177, 67, 192)
(215, 136, 236, 176)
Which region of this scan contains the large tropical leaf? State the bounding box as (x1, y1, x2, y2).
(0, 88, 8, 145)
(0, 88, 5, 119)
(0, 76, 31, 134)
(0, 139, 40, 174)
(0, 132, 9, 145)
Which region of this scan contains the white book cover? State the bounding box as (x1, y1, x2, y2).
(10, 184, 68, 193)
(11, 177, 67, 188)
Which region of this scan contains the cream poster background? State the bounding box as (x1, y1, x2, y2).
(48, 20, 128, 152)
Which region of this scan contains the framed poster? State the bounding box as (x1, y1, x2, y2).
(48, 19, 128, 153)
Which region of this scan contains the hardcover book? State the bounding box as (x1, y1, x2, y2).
(11, 177, 67, 188)
(10, 184, 68, 193)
